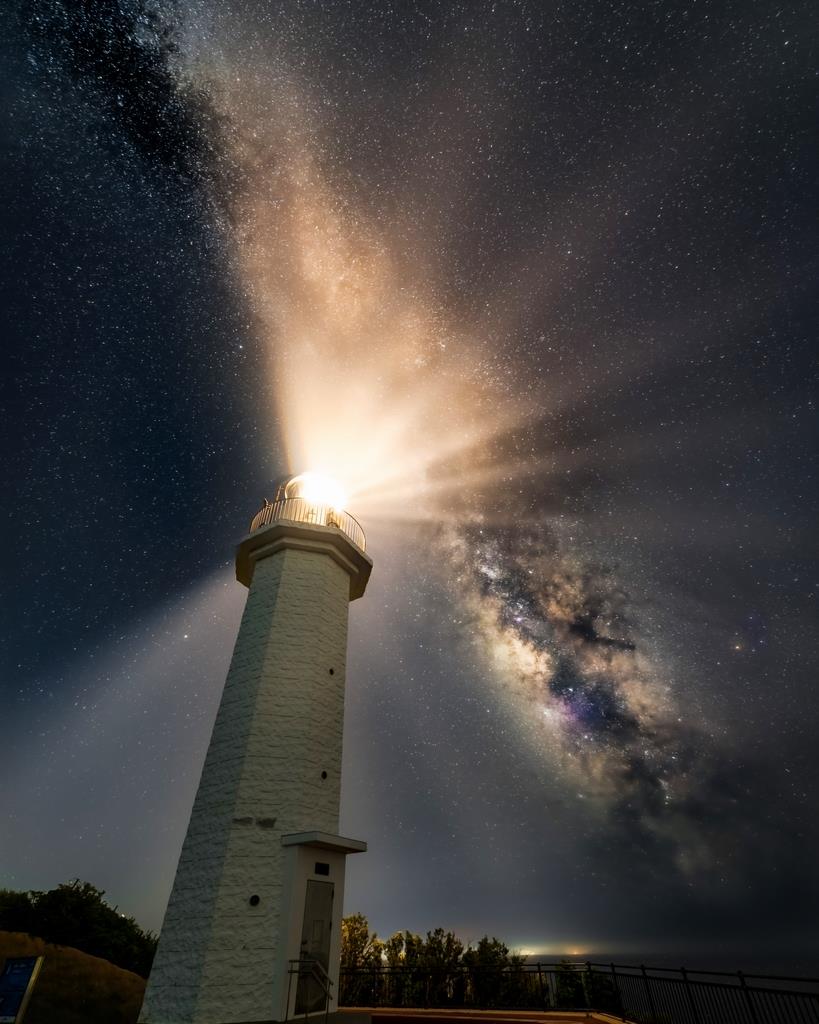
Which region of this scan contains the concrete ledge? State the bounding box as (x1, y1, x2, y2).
(281, 831, 368, 854)
(196, 1010, 626, 1024)
(335, 1011, 628, 1024)
(236, 521, 373, 599)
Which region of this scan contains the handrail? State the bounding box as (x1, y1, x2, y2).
(249, 496, 366, 552)
(338, 961, 819, 1022)
(287, 958, 334, 1024)
(583, 961, 819, 983)
(293, 957, 333, 996)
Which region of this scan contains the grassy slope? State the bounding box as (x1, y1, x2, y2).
(0, 931, 145, 1024)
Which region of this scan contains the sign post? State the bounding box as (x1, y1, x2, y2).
(0, 957, 44, 1024)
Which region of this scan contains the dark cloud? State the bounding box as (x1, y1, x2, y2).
(567, 617, 636, 651)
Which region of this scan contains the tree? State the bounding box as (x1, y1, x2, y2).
(0, 889, 35, 934)
(381, 933, 408, 1006)
(0, 880, 157, 978)
(423, 927, 464, 970)
(422, 928, 464, 1006)
(339, 914, 384, 1006)
(340, 913, 382, 969)
(383, 932, 405, 970)
(554, 958, 585, 1008)
(462, 936, 511, 1008)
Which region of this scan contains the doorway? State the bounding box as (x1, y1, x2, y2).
(294, 880, 334, 1015)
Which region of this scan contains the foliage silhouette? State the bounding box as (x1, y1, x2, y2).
(0, 881, 157, 978)
(339, 915, 546, 1009)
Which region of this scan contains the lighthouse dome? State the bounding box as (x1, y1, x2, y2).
(250, 473, 366, 552)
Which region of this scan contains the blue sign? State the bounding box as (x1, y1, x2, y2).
(0, 957, 43, 1024)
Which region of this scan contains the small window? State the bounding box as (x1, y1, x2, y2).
(314, 862, 330, 876)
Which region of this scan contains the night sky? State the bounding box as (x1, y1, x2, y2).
(2, 0, 818, 966)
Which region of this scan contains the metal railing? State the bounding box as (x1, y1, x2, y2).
(286, 957, 334, 1024)
(338, 962, 819, 1023)
(249, 496, 366, 551)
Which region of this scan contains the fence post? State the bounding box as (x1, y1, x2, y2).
(285, 963, 293, 1022)
(586, 961, 594, 1009)
(641, 964, 658, 1024)
(738, 971, 760, 1024)
(681, 967, 701, 1024)
(536, 963, 545, 1008)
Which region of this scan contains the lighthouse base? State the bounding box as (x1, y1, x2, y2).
(139, 831, 365, 1024)
(275, 832, 367, 1024)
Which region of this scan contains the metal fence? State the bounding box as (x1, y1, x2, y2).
(249, 496, 366, 551)
(338, 962, 819, 1023)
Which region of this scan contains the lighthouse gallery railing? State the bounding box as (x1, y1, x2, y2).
(250, 496, 366, 552)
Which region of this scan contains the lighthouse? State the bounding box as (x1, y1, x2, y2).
(140, 474, 372, 1024)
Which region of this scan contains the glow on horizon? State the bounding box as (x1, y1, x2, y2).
(514, 945, 592, 959)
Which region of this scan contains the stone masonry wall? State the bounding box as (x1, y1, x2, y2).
(139, 541, 351, 1024)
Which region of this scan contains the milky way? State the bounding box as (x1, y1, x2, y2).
(3, 0, 818, 961)
(444, 518, 721, 868)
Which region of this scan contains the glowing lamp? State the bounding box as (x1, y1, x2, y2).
(242, 474, 367, 563)
(285, 471, 347, 512)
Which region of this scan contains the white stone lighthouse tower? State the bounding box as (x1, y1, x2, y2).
(140, 474, 372, 1024)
